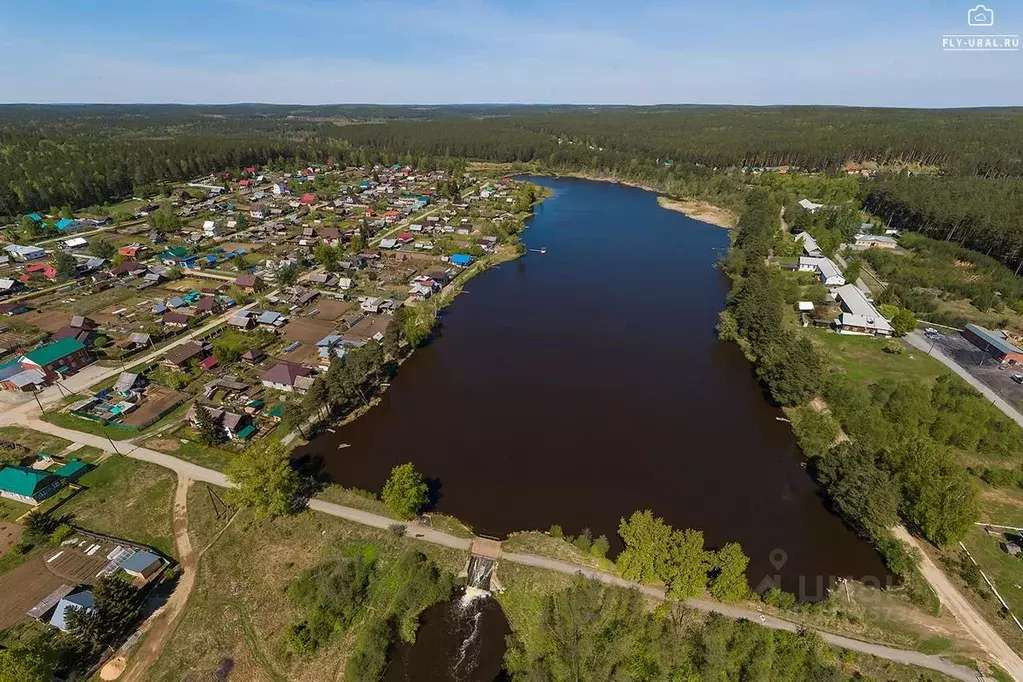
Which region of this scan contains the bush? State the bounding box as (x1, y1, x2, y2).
(763, 587, 798, 610)
(548, 524, 563, 538)
(882, 341, 904, 354)
(50, 524, 74, 545)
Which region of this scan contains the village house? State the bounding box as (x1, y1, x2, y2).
(161, 341, 207, 368)
(797, 256, 845, 287)
(833, 284, 894, 337)
(260, 362, 314, 393)
(5, 244, 46, 262)
(794, 232, 824, 257)
(0, 466, 66, 504)
(0, 338, 91, 391)
(798, 198, 824, 213)
(235, 274, 265, 292)
(854, 233, 898, 250)
(53, 316, 97, 344)
(186, 405, 254, 440)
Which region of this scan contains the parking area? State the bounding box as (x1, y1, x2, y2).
(931, 330, 1023, 407)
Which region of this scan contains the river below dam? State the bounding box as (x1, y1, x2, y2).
(298, 176, 889, 599)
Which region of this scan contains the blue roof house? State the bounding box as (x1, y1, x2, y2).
(54, 218, 78, 232)
(50, 590, 94, 631)
(450, 254, 473, 267)
(26, 213, 43, 223)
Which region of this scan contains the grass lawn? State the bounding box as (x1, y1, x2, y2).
(148, 492, 464, 682)
(314, 484, 396, 519)
(804, 327, 947, 385)
(0, 496, 32, 523)
(961, 526, 1023, 623)
(977, 484, 1023, 527)
(40, 411, 142, 442)
(141, 436, 236, 473)
(0, 426, 71, 455)
(502, 531, 615, 573)
(59, 456, 176, 557)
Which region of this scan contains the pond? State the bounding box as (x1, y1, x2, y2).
(299, 176, 889, 597)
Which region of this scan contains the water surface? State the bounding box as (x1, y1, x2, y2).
(301, 177, 888, 595)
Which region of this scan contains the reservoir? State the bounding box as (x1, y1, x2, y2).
(301, 176, 888, 595)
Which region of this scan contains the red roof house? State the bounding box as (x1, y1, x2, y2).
(299, 193, 317, 206)
(397, 232, 414, 244)
(238, 179, 251, 187)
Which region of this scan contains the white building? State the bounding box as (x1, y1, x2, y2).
(798, 198, 824, 213)
(794, 232, 823, 257)
(834, 284, 894, 337)
(797, 256, 845, 287)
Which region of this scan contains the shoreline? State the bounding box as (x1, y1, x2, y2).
(538, 171, 737, 229)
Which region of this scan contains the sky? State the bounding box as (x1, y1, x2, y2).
(0, 0, 1020, 107)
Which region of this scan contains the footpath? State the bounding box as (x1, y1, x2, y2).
(6, 417, 987, 681)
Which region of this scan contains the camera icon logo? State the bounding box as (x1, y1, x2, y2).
(968, 4, 995, 26)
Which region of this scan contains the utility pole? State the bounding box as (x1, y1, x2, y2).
(31, 389, 44, 413)
(106, 435, 121, 456)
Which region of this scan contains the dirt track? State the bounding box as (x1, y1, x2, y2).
(893, 525, 1023, 680)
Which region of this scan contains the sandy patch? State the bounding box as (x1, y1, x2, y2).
(657, 197, 737, 228)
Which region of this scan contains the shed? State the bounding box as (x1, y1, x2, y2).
(122, 551, 163, 579)
(49, 590, 94, 631)
(54, 459, 90, 481)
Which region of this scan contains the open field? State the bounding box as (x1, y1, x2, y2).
(121, 386, 187, 427)
(0, 425, 72, 455)
(0, 557, 66, 629)
(59, 456, 176, 557)
(146, 490, 464, 682)
(282, 317, 335, 344)
(805, 327, 947, 384)
(0, 521, 22, 554)
(312, 298, 354, 321)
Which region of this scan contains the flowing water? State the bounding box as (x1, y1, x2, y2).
(299, 176, 889, 598)
(382, 591, 509, 682)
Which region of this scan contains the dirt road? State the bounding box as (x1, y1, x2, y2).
(107, 475, 197, 682)
(893, 525, 1023, 680)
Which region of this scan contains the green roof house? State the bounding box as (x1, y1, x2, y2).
(0, 466, 66, 505)
(55, 459, 90, 481)
(18, 338, 90, 376)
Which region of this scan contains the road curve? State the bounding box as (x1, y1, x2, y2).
(13, 418, 984, 681)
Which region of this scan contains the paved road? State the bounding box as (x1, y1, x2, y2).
(12, 420, 983, 681)
(905, 331, 1023, 429)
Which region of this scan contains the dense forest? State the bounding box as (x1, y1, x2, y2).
(4, 103, 1023, 264)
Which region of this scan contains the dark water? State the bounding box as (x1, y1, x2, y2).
(300, 177, 889, 596)
(383, 594, 510, 682)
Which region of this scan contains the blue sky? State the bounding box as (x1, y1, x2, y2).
(0, 0, 1020, 106)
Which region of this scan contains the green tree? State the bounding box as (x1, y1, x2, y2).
(381, 462, 429, 519)
(54, 250, 78, 279)
(67, 575, 145, 653)
(890, 308, 917, 337)
(897, 440, 978, 545)
(709, 542, 751, 602)
(504, 579, 655, 682)
(814, 442, 901, 536)
(616, 510, 672, 583)
(756, 332, 823, 406)
(0, 647, 55, 682)
(277, 264, 299, 286)
(663, 528, 712, 599)
(88, 238, 116, 259)
(194, 403, 226, 445)
(225, 439, 300, 517)
(314, 242, 339, 270)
